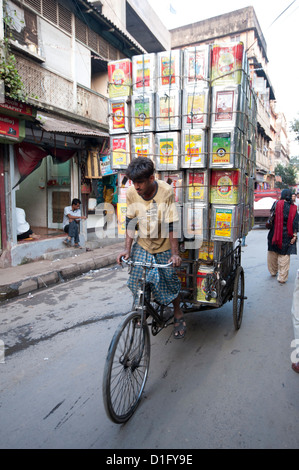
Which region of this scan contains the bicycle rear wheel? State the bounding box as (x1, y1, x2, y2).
(102, 311, 151, 423)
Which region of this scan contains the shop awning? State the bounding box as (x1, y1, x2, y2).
(13, 142, 77, 189)
(37, 115, 109, 138)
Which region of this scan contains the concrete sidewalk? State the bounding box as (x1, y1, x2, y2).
(0, 242, 124, 302)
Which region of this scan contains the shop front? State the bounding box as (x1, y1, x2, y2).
(83, 146, 118, 245)
(0, 98, 35, 267)
(255, 170, 269, 190)
(0, 108, 110, 267)
(255, 170, 275, 191)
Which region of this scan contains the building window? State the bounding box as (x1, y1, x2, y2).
(88, 29, 99, 52)
(75, 16, 87, 44)
(24, 0, 42, 14)
(58, 3, 72, 34)
(98, 36, 109, 59)
(42, 0, 57, 24)
(230, 35, 240, 43)
(108, 44, 118, 61)
(7, 3, 38, 50)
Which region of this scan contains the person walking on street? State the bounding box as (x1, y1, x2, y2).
(63, 198, 86, 248)
(267, 189, 299, 284)
(116, 157, 186, 339)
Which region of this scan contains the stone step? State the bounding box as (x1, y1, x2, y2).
(85, 238, 122, 250)
(42, 246, 86, 261)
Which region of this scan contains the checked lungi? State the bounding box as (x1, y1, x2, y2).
(127, 243, 181, 306)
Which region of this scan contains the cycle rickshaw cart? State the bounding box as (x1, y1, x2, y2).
(103, 42, 256, 424)
(102, 237, 246, 424)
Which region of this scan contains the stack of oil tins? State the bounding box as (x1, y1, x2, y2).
(107, 43, 257, 305)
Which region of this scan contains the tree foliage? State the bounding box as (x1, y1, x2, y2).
(0, 2, 27, 101)
(290, 156, 299, 169)
(275, 163, 297, 189)
(291, 118, 299, 142)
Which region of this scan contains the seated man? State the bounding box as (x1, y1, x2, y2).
(63, 198, 86, 248)
(16, 207, 40, 241)
(116, 157, 186, 339)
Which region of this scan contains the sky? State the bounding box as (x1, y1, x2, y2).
(147, 0, 299, 156)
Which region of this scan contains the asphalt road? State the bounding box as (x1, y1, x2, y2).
(0, 228, 298, 449)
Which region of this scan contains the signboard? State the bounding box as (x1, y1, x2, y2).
(100, 155, 117, 176)
(0, 98, 35, 118)
(0, 113, 25, 142)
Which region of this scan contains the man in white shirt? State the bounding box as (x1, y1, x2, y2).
(16, 207, 40, 240)
(63, 198, 86, 247)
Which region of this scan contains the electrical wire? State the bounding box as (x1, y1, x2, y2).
(246, 0, 298, 53)
(268, 0, 297, 28)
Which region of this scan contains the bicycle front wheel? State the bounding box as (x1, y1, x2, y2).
(233, 266, 245, 330)
(102, 311, 151, 423)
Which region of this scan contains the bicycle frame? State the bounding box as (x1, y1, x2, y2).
(123, 257, 173, 331)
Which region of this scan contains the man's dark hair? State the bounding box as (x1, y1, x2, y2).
(126, 157, 154, 182)
(72, 198, 81, 205)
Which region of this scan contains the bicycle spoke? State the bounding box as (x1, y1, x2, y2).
(103, 311, 151, 423)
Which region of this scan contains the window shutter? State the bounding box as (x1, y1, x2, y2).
(75, 16, 87, 44)
(109, 44, 118, 61)
(58, 3, 72, 34)
(24, 0, 42, 14)
(98, 37, 109, 59)
(42, 0, 58, 24)
(88, 29, 98, 52)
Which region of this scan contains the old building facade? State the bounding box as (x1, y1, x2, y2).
(0, 2, 291, 266)
(0, 0, 168, 266)
(170, 6, 290, 190)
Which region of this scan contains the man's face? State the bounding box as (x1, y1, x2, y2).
(133, 175, 155, 198)
(72, 203, 80, 210)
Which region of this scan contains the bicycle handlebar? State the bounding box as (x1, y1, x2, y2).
(121, 257, 173, 269)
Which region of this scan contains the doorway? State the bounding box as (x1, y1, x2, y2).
(47, 157, 71, 229)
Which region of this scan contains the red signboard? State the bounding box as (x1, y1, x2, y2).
(0, 98, 33, 116)
(0, 113, 19, 138)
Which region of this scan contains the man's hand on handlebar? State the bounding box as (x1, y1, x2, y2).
(168, 254, 181, 267)
(117, 250, 130, 265)
(118, 252, 181, 267)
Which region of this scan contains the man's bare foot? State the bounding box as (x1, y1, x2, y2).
(173, 315, 186, 339)
(172, 296, 186, 338)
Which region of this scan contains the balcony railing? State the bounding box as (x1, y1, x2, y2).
(257, 98, 271, 138)
(77, 85, 108, 127)
(16, 54, 74, 111)
(16, 55, 108, 127)
(256, 148, 270, 172)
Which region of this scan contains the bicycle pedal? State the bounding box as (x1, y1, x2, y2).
(162, 312, 173, 323)
(134, 318, 148, 328)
